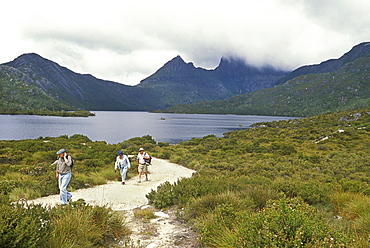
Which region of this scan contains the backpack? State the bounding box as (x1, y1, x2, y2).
(144, 153, 152, 165)
(67, 155, 74, 168)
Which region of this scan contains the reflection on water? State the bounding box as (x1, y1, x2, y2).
(0, 111, 296, 144)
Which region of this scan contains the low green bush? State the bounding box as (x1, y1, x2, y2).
(0, 200, 128, 248)
(200, 197, 353, 247)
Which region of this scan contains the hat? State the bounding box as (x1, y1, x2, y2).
(56, 149, 66, 155)
(118, 150, 123, 155)
(139, 148, 144, 151)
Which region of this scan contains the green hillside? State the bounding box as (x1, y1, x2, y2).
(158, 56, 370, 117)
(0, 66, 72, 113)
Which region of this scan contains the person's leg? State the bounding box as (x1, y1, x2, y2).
(59, 172, 72, 204)
(120, 167, 128, 183)
(137, 164, 142, 183)
(144, 165, 149, 180)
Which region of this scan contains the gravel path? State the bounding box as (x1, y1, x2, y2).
(29, 157, 195, 210)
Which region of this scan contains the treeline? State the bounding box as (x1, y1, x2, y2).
(0, 110, 95, 117)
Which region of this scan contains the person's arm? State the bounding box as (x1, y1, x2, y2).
(55, 159, 59, 178)
(143, 152, 150, 159)
(64, 153, 73, 166)
(114, 156, 119, 172)
(126, 156, 131, 169)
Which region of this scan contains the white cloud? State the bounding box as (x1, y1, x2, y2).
(0, 0, 369, 85)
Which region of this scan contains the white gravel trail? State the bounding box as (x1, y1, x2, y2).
(28, 157, 195, 210)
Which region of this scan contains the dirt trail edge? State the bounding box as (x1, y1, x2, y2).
(28, 158, 200, 248)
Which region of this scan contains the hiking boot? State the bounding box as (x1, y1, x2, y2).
(121, 182, 125, 185)
(145, 178, 149, 181)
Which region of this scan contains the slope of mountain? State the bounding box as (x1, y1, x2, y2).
(0, 65, 72, 112)
(275, 42, 370, 85)
(2, 53, 151, 111)
(157, 42, 370, 117)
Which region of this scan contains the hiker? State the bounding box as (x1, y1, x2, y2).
(54, 148, 73, 205)
(137, 147, 151, 183)
(115, 150, 131, 185)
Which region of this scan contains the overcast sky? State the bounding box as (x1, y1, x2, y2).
(0, 0, 369, 86)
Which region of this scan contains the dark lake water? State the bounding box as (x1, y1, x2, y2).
(0, 111, 296, 144)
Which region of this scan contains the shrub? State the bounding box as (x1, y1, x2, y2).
(201, 197, 353, 247)
(0, 203, 49, 248)
(47, 201, 128, 247)
(183, 192, 251, 222)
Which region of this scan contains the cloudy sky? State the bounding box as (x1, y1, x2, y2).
(0, 0, 369, 85)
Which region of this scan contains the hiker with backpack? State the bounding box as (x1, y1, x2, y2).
(115, 150, 131, 185)
(54, 148, 73, 205)
(137, 147, 151, 183)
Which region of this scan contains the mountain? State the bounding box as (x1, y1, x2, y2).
(156, 42, 370, 117)
(137, 55, 231, 107)
(2, 53, 151, 111)
(1, 53, 289, 112)
(214, 57, 288, 93)
(3, 42, 367, 115)
(138, 55, 288, 107)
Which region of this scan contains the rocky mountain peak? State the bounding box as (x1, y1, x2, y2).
(158, 55, 196, 73)
(5, 53, 48, 69)
(139, 55, 200, 84)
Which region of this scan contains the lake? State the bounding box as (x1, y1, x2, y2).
(0, 111, 296, 144)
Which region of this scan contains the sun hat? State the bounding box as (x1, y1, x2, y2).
(139, 148, 144, 151)
(56, 148, 66, 155)
(118, 150, 123, 155)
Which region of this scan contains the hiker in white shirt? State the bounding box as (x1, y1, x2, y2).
(137, 148, 150, 183)
(115, 150, 130, 185)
